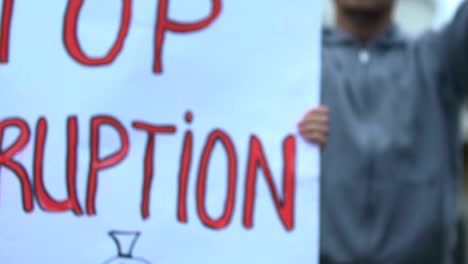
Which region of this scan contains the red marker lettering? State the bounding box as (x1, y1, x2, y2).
(86, 116, 129, 215)
(196, 129, 237, 230)
(154, 0, 222, 73)
(133, 121, 176, 219)
(0, 118, 33, 212)
(63, 0, 132, 66)
(33, 117, 83, 215)
(243, 135, 296, 231)
(0, 0, 14, 63)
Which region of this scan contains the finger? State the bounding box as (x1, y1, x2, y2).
(300, 130, 327, 143)
(300, 107, 326, 121)
(299, 117, 328, 128)
(304, 133, 328, 146)
(299, 123, 329, 135)
(298, 107, 329, 130)
(302, 116, 329, 126)
(302, 112, 329, 124)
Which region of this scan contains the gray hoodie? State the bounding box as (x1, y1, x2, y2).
(320, 2, 468, 264)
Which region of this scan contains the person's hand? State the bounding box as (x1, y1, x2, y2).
(298, 106, 329, 148)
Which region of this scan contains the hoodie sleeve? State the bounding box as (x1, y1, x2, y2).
(439, 1, 468, 98)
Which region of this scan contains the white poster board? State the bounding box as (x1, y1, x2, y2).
(0, 0, 322, 263)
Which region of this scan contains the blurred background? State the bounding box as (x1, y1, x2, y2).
(323, 0, 464, 33)
(322, 0, 468, 262)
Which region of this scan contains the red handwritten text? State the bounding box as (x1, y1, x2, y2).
(0, 112, 296, 231)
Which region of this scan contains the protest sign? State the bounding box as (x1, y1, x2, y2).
(0, 0, 322, 263)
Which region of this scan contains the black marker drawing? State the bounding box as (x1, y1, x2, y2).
(103, 231, 151, 264)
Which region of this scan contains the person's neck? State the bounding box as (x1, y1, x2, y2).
(335, 7, 393, 44)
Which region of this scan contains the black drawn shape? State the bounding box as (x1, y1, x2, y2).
(103, 231, 151, 264)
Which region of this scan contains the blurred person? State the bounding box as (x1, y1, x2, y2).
(298, 0, 468, 263)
